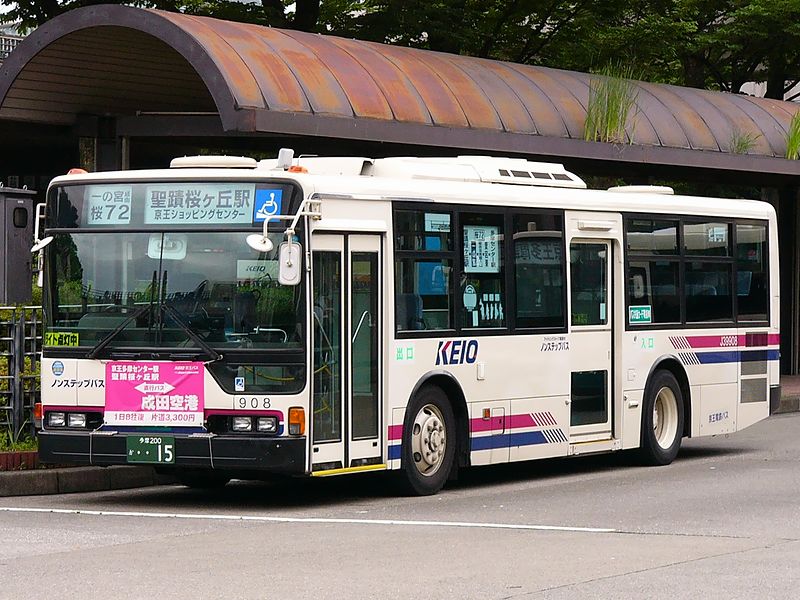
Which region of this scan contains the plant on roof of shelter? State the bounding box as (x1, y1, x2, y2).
(785, 111, 800, 160)
(728, 127, 761, 154)
(583, 63, 640, 145)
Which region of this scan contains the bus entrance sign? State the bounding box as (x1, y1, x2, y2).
(104, 362, 204, 426)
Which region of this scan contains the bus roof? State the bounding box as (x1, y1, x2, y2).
(49, 154, 775, 221)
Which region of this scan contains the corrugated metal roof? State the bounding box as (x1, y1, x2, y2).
(1, 5, 799, 175)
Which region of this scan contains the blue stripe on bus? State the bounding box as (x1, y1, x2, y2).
(388, 429, 556, 460)
(471, 430, 549, 451)
(697, 349, 779, 364)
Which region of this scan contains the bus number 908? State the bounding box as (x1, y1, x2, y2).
(237, 397, 271, 409)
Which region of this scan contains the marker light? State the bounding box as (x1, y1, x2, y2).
(67, 413, 87, 428)
(257, 417, 278, 433)
(47, 412, 66, 427)
(288, 407, 305, 436)
(232, 416, 253, 432)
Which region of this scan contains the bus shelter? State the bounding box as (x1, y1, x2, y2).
(1, 5, 799, 371)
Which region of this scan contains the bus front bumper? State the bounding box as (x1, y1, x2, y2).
(38, 430, 306, 475)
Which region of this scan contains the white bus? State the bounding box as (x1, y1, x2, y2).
(35, 151, 780, 495)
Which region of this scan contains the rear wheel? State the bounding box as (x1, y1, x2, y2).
(399, 385, 456, 496)
(638, 370, 684, 465)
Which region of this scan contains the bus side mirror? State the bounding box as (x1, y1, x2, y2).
(278, 241, 302, 286)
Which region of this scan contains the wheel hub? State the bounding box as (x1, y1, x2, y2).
(411, 405, 446, 476)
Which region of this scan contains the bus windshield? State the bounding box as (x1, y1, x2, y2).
(46, 229, 304, 353)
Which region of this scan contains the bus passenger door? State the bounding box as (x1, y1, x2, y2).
(311, 234, 383, 472)
(566, 212, 621, 443)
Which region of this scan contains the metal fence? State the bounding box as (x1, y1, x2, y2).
(0, 307, 42, 438)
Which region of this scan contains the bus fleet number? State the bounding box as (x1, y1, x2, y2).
(237, 397, 271, 409)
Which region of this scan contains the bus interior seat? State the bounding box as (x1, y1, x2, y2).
(396, 293, 425, 331)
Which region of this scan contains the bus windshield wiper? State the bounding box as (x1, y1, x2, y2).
(161, 303, 223, 362)
(86, 305, 151, 359)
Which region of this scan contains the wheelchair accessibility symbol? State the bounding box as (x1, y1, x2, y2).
(253, 189, 283, 222)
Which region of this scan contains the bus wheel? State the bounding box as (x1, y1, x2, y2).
(176, 470, 230, 489)
(400, 385, 456, 496)
(638, 370, 684, 466)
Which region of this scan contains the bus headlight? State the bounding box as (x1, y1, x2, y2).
(231, 416, 253, 432)
(47, 412, 66, 427)
(256, 417, 277, 433)
(67, 413, 87, 428)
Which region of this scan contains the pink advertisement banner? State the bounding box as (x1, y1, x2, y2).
(105, 362, 204, 427)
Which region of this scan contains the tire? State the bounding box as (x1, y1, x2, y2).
(399, 385, 456, 496)
(638, 370, 685, 466)
(176, 469, 231, 489)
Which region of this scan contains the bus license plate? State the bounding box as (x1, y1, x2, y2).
(126, 436, 175, 464)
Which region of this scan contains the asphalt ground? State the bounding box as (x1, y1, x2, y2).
(0, 412, 798, 599)
(2, 376, 798, 497)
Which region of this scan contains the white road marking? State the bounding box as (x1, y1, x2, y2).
(0, 506, 616, 533)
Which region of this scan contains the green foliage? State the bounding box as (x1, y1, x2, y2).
(728, 128, 761, 154)
(0, 425, 37, 452)
(584, 64, 639, 144)
(786, 111, 800, 160)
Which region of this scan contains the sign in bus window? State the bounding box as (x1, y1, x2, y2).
(144, 183, 256, 225)
(84, 184, 132, 225)
(463, 225, 500, 273)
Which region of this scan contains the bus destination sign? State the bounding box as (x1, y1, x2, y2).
(144, 183, 255, 225)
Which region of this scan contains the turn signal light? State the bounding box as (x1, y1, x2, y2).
(33, 403, 43, 428)
(288, 407, 305, 436)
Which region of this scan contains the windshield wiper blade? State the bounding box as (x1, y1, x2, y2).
(86, 305, 151, 360)
(160, 303, 222, 362)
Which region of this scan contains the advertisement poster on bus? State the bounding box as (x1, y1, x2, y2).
(104, 362, 204, 426)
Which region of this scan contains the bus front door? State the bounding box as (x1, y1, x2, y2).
(566, 212, 621, 443)
(311, 234, 383, 473)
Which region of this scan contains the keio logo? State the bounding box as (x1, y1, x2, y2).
(435, 339, 479, 365)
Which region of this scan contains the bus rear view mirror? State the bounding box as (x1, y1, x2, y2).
(278, 241, 302, 286)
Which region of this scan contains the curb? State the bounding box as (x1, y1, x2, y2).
(776, 396, 800, 415)
(0, 466, 175, 497)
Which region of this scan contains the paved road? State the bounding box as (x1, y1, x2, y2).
(1, 413, 799, 599)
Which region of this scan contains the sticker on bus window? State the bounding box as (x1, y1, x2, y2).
(629, 305, 652, 324)
(253, 189, 283, 222)
(45, 332, 79, 347)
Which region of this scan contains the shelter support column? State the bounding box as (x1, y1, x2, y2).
(75, 116, 127, 171)
(763, 187, 800, 374)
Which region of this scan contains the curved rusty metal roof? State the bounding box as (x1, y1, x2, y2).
(1, 5, 799, 174)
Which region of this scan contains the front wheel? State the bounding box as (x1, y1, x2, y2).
(637, 370, 685, 465)
(399, 385, 456, 496)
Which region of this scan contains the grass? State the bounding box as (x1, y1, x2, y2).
(0, 425, 37, 452)
(584, 63, 640, 144)
(728, 128, 761, 154)
(786, 111, 800, 160)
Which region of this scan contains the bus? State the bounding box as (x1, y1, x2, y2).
(34, 151, 780, 495)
